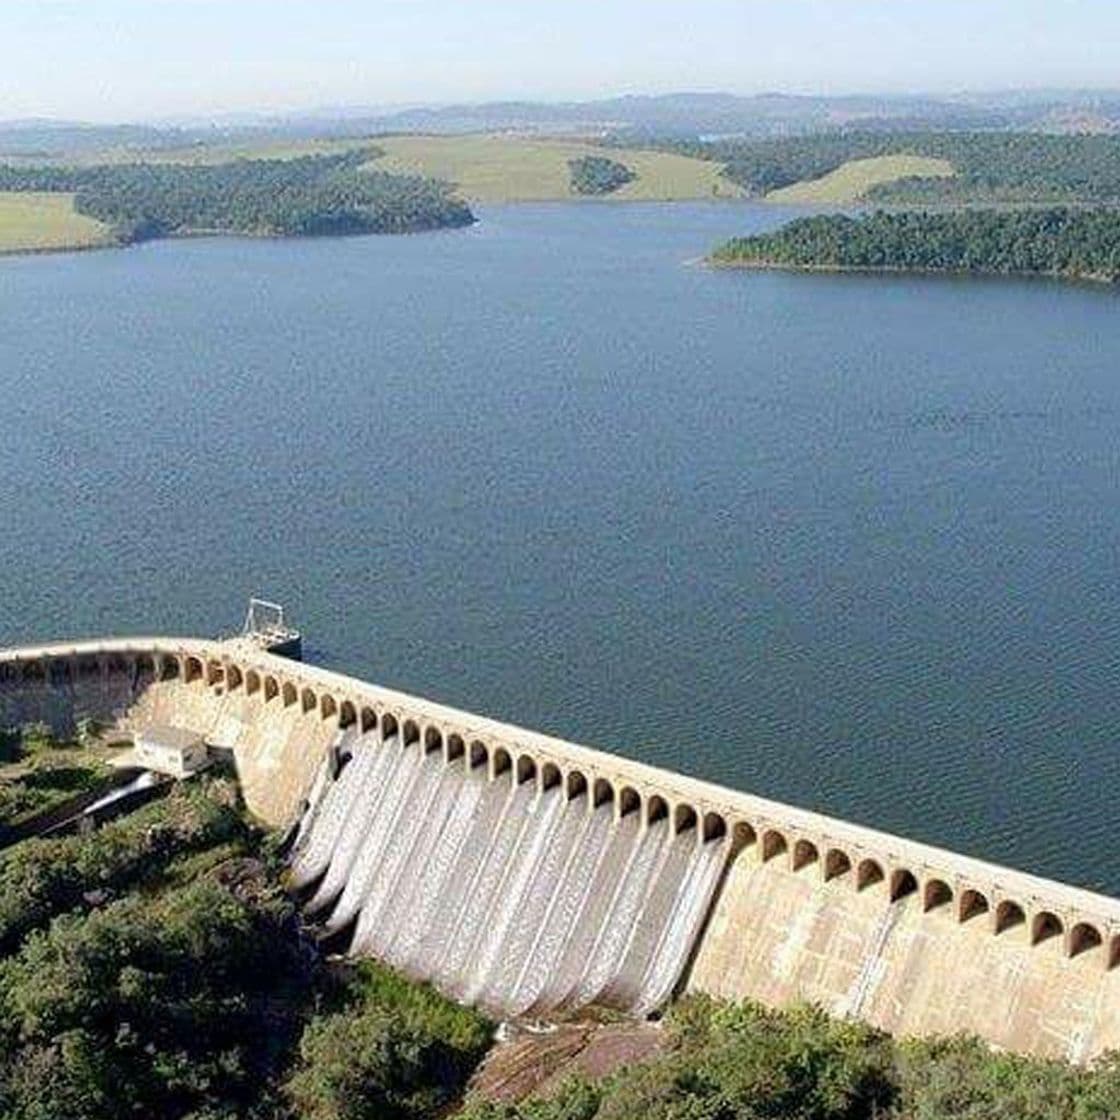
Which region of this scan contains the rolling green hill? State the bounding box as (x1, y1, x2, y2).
(655, 131, 1120, 204)
(765, 154, 954, 204)
(0, 191, 112, 253)
(369, 133, 739, 201)
(0, 149, 473, 252)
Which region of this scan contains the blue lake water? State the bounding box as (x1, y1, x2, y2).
(2, 202, 1119, 892)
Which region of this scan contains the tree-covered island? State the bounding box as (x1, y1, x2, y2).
(0, 148, 474, 246)
(567, 155, 638, 195)
(711, 208, 1120, 284)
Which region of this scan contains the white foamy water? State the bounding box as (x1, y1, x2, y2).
(324, 741, 430, 930)
(293, 736, 730, 1017)
(289, 731, 374, 888)
(304, 738, 401, 913)
(383, 767, 488, 970)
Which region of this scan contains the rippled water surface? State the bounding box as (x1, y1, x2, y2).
(2, 203, 1119, 891)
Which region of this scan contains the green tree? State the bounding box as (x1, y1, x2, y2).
(285, 961, 491, 1120)
(568, 156, 638, 195)
(0, 878, 308, 1120)
(0, 778, 246, 954)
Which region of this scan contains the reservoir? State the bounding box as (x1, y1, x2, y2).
(1, 201, 1118, 893)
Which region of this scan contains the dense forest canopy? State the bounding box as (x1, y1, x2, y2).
(567, 155, 637, 195)
(633, 131, 1120, 203)
(0, 148, 474, 242)
(710, 207, 1120, 282)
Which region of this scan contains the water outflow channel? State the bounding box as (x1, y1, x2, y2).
(290, 730, 728, 1018)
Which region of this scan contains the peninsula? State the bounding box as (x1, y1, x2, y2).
(711, 208, 1120, 284)
(0, 148, 474, 253)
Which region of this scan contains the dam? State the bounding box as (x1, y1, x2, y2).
(2, 633, 1119, 1062)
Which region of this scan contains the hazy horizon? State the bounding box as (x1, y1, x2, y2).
(2, 0, 1118, 124)
(7, 84, 1120, 130)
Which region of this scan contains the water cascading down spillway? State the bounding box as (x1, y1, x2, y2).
(289, 728, 729, 1018)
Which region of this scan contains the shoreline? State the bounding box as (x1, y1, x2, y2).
(0, 237, 118, 259)
(0, 213, 479, 259)
(705, 256, 1119, 286)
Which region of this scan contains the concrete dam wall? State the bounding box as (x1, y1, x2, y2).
(2, 636, 1119, 1060)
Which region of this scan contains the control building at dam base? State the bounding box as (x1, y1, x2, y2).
(2, 631, 1119, 1063)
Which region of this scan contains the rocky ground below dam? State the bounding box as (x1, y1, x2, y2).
(468, 1018, 666, 1103)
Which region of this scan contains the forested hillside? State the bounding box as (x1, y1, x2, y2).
(643, 131, 1120, 203)
(710, 208, 1120, 282)
(0, 149, 474, 243)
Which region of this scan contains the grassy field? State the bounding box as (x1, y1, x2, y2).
(0, 191, 112, 252)
(46, 131, 735, 202)
(134, 136, 367, 165)
(765, 154, 955, 204)
(369, 134, 740, 201)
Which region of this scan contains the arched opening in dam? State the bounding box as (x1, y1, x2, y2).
(824, 848, 851, 882)
(889, 868, 918, 903)
(923, 878, 953, 914)
(1032, 911, 1064, 948)
(857, 858, 885, 892)
(996, 899, 1027, 937)
(1070, 922, 1103, 959)
(959, 888, 990, 924)
(792, 838, 819, 873)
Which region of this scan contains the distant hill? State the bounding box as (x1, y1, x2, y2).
(262, 91, 1023, 139)
(4, 89, 1120, 159)
(0, 119, 192, 157)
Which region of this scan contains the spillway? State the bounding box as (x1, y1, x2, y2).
(289, 730, 727, 1018)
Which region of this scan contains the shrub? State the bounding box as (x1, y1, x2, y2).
(0, 777, 246, 953)
(0, 877, 308, 1119)
(285, 960, 491, 1120)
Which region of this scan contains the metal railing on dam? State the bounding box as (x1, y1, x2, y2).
(2, 634, 1119, 1059)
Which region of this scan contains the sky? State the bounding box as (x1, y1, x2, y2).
(1, 0, 1118, 123)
